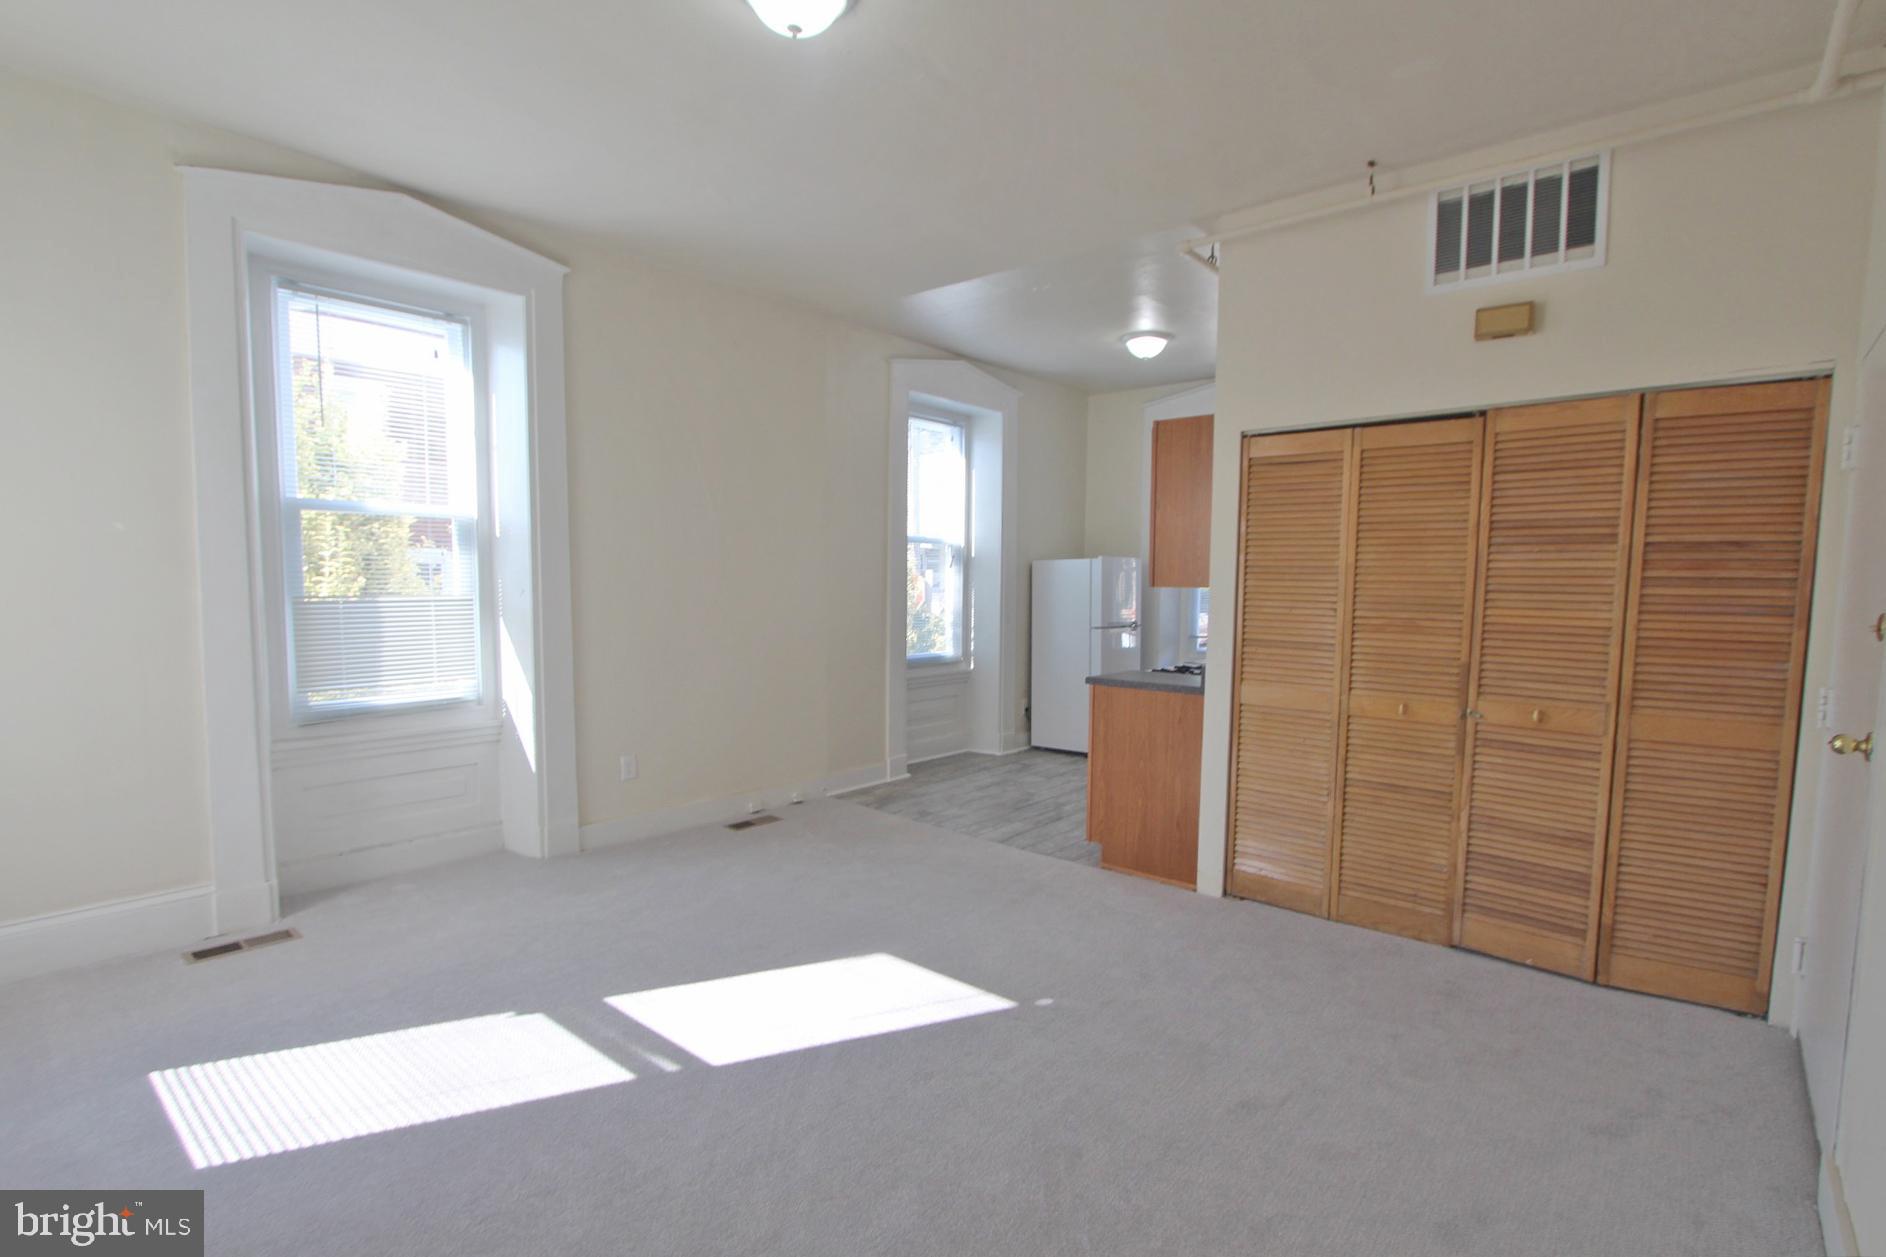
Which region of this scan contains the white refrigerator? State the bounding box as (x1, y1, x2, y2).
(1030, 557, 1140, 753)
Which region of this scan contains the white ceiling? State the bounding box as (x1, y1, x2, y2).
(898, 227, 1218, 392)
(1, 0, 1879, 389)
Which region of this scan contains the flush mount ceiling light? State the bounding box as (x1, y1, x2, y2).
(745, 0, 849, 39)
(1122, 332, 1173, 360)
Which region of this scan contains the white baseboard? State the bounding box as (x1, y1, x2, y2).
(580, 762, 899, 851)
(825, 763, 906, 795)
(908, 747, 969, 766)
(819, 763, 901, 795)
(957, 735, 1033, 759)
(278, 825, 505, 897)
(0, 884, 215, 987)
(1820, 1152, 1859, 1257)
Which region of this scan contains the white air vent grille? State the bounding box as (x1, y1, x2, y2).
(1430, 152, 1607, 291)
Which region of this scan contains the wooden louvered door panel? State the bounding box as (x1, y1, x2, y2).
(1226, 429, 1356, 915)
(1455, 396, 1640, 978)
(1599, 378, 1829, 1014)
(1330, 418, 1483, 943)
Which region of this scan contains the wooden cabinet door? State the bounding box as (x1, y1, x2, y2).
(1088, 685, 1203, 888)
(1455, 396, 1640, 977)
(1331, 418, 1483, 943)
(1598, 378, 1829, 1014)
(1150, 414, 1214, 587)
(1226, 428, 1355, 915)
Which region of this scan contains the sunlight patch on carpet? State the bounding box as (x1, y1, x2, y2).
(149, 1013, 631, 1168)
(606, 953, 1015, 1066)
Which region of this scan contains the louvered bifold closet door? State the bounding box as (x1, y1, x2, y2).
(1599, 379, 1829, 1014)
(1226, 429, 1356, 915)
(1330, 419, 1483, 943)
(1455, 396, 1639, 978)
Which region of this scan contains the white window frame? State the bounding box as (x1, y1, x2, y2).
(182, 168, 578, 939)
(1426, 151, 1610, 292)
(884, 361, 1021, 778)
(905, 406, 972, 669)
(248, 262, 501, 731)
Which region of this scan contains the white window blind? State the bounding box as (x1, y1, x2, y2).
(906, 415, 968, 663)
(270, 283, 483, 717)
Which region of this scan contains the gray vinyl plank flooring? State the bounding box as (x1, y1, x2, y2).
(846, 749, 1098, 866)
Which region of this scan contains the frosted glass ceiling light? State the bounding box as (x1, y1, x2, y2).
(746, 0, 849, 39)
(1123, 332, 1172, 360)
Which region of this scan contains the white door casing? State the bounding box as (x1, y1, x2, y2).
(1799, 347, 1886, 1144)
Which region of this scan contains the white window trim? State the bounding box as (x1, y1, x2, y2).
(885, 360, 1022, 779)
(247, 261, 502, 734)
(905, 406, 971, 671)
(182, 169, 578, 936)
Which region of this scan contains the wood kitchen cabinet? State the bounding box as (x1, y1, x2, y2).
(1086, 679, 1203, 888)
(1149, 413, 1213, 587)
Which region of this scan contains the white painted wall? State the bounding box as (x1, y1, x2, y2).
(0, 68, 1090, 942)
(0, 73, 406, 956)
(508, 244, 1086, 835)
(1083, 383, 1205, 558)
(0, 75, 218, 924)
(997, 365, 1088, 747)
(1198, 93, 1880, 1029)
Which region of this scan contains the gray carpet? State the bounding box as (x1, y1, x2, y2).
(848, 749, 1097, 865)
(0, 799, 1821, 1256)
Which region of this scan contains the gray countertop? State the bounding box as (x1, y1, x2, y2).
(1086, 670, 1204, 694)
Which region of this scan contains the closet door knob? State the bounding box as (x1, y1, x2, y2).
(1830, 732, 1874, 761)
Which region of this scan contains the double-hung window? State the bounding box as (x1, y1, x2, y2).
(259, 280, 487, 720)
(905, 413, 969, 664)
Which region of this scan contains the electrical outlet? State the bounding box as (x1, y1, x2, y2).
(1817, 687, 1834, 731)
(618, 754, 638, 782)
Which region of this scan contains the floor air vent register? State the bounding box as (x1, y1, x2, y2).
(185, 928, 301, 963)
